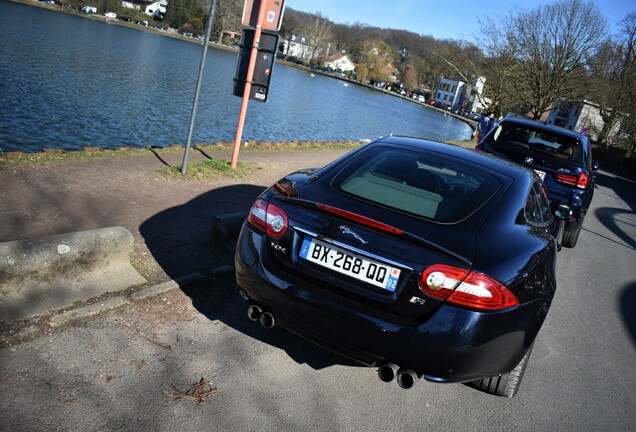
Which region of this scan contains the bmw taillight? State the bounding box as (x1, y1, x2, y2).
(419, 264, 519, 311)
(554, 171, 589, 189)
(247, 199, 288, 238)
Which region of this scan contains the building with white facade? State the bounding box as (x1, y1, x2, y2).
(546, 100, 622, 142)
(121, 1, 140, 10)
(434, 76, 486, 112)
(145, 0, 167, 17)
(324, 55, 356, 73)
(282, 34, 313, 61)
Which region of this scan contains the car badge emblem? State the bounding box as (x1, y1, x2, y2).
(339, 226, 367, 244)
(525, 156, 534, 164)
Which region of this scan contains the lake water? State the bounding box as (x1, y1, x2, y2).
(0, 0, 473, 153)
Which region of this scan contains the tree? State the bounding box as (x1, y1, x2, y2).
(303, 13, 333, 62)
(213, 0, 242, 44)
(400, 63, 418, 90)
(279, 8, 302, 59)
(164, 0, 202, 30)
(479, 0, 607, 119)
(356, 39, 396, 83)
(587, 12, 636, 150)
(434, 39, 491, 108)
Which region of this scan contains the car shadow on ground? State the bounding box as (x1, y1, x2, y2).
(139, 184, 361, 372)
(591, 170, 636, 250)
(139, 184, 263, 279)
(620, 282, 636, 349)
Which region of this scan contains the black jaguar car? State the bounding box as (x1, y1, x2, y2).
(476, 116, 598, 247)
(235, 136, 569, 398)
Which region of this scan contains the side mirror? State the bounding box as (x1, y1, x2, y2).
(554, 203, 573, 221)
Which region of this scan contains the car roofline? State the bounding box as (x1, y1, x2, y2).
(372, 135, 530, 181)
(498, 117, 589, 143)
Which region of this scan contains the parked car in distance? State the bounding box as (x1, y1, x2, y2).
(235, 136, 570, 397)
(476, 116, 598, 247)
(81, 5, 96, 13)
(468, 112, 481, 121)
(119, 16, 132, 22)
(104, 12, 116, 18)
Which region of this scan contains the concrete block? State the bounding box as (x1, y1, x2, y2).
(0, 227, 146, 323)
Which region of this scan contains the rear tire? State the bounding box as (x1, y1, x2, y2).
(562, 219, 583, 248)
(473, 345, 533, 398)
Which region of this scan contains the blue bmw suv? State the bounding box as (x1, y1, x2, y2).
(476, 116, 599, 247)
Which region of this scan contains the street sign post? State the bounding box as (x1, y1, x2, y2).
(231, 0, 286, 169)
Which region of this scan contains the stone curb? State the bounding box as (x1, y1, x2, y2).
(49, 265, 234, 327)
(2, 265, 235, 343)
(0, 227, 146, 322)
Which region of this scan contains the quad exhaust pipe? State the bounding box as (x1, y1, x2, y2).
(259, 311, 275, 329)
(378, 363, 419, 389)
(396, 368, 419, 389)
(377, 363, 399, 383)
(247, 304, 262, 321)
(249, 307, 416, 384)
(246, 305, 276, 329)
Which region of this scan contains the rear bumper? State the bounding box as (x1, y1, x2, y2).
(235, 224, 547, 383)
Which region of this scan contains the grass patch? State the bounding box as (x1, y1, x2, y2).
(159, 159, 257, 179)
(0, 141, 366, 168)
(0, 148, 149, 167)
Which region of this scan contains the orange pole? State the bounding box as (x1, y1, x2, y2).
(231, 0, 269, 169)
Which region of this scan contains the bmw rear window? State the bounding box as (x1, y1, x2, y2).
(332, 147, 501, 223)
(488, 123, 583, 164)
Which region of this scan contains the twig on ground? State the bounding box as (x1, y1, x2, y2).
(163, 378, 219, 404)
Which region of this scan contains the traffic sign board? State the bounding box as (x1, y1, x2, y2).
(232, 30, 279, 103)
(242, 0, 286, 31)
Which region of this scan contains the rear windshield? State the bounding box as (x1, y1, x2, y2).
(332, 147, 501, 223)
(487, 122, 582, 164)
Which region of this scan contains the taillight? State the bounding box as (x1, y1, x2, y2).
(420, 264, 519, 311)
(247, 199, 288, 238)
(316, 204, 404, 235)
(553, 171, 589, 189)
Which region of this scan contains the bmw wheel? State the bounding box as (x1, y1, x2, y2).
(562, 218, 583, 248)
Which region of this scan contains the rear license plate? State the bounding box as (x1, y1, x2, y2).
(299, 237, 400, 291)
(535, 169, 546, 180)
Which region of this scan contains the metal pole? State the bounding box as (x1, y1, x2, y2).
(181, 0, 218, 175)
(230, 0, 268, 169)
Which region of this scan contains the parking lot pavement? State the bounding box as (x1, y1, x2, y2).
(1, 155, 635, 430)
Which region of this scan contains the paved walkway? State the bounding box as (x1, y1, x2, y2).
(0, 147, 348, 285)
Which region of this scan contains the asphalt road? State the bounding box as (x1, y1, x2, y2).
(1, 167, 635, 431)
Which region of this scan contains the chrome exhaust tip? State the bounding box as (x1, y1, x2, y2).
(377, 363, 399, 383)
(396, 369, 419, 389)
(259, 311, 275, 329)
(247, 304, 262, 322)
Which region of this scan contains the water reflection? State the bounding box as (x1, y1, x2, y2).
(0, 1, 472, 153)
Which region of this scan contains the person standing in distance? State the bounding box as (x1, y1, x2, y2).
(475, 112, 496, 142)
